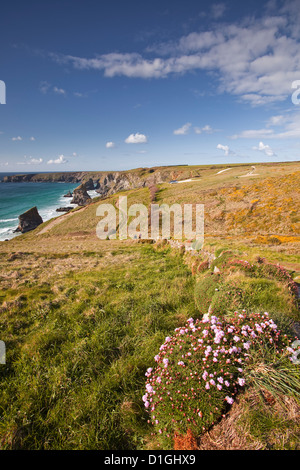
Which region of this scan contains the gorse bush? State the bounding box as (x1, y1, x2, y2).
(143, 312, 297, 449)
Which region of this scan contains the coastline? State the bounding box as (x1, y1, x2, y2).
(0, 181, 98, 241)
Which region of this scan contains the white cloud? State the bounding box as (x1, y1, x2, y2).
(253, 141, 276, 157)
(40, 81, 66, 95)
(125, 133, 148, 144)
(106, 141, 115, 148)
(217, 144, 230, 156)
(173, 123, 191, 135)
(30, 136, 36, 141)
(17, 156, 43, 165)
(50, 8, 300, 106)
(231, 110, 300, 139)
(194, 124, 215, 134)
(12, 136, 22, 141)
(47, 154, 68, 164)
(53, 86, 66, 95)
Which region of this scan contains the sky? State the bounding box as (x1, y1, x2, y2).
(0, 0, 300, 172)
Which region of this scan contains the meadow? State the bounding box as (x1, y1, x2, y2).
(0, 161, 299, 449)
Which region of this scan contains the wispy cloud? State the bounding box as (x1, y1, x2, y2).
(12, 136, 22, 141)
(47, 154, 68, 164)
(53, 86, 66, 95)
(17, 156, 43, 165)
(48, 6, 300, 105)
(231, 110, 300, 139)
(173, 122, 191, 135)
(194, 124, 215, 134)
(39, 81, 66, 96)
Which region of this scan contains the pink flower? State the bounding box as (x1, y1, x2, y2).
(225, 396, 234, 405)
(238, 377, 245, 386)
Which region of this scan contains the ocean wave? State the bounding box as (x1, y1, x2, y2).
(0, 218, 18, 223)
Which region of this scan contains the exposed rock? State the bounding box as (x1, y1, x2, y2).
(83, 178, 95, 190)
(14, 207, 43, 233)
(63, 191, 73, 197)
(71, 183, 92, 206)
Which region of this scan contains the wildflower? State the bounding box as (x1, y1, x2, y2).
(163, 358, 169, 368)
(233, 335, 240, 342)
(225, 396, 234, 405)
(178, 361, 185, 366)
(146, 384, 153, 394)
(145, 367, 153, 377)
(238, 378, 245, 386)
(217, 384, 222, 391)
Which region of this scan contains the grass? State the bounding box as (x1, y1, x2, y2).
(0, 244, 197, 449)
(0, 161, 299, 450)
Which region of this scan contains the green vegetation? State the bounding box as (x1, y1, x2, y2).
(0, 245, 197, 449)
(0, 161, 299, 450)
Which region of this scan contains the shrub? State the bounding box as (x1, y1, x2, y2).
(143, 312, 293, 449)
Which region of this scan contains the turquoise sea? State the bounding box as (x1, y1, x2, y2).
(0, 173, 97, 241)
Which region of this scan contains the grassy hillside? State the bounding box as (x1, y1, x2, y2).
(0, 161, 299, 450)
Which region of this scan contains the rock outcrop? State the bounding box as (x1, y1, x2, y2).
(71, 183, 91, 206)
(63, 191, 73, 197)
(83, 178, 95, 190)
(14, 207, 43, 233)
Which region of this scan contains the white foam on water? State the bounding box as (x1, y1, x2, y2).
(0, 218, 18, 223)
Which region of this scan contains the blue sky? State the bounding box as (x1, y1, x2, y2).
(0, 0, 300, 171)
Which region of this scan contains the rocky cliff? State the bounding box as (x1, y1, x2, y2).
(1, 166, 203, 198)
(14, 207, 43, 233)
(71, 183, 92, 206)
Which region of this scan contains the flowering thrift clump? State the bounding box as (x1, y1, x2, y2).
(143, 311, 288, 448)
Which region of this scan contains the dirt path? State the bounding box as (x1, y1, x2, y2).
(38, 207, 85, 234)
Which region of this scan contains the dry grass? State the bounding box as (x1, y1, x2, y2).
(198, 388, 300, 450)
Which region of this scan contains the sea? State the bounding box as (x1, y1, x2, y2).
(0, 173, 98, 241)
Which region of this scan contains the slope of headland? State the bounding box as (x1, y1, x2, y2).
(0, 160, 299, 450)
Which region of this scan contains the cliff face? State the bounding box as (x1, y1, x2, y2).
(1, 166, 202, 198)
(14, 206, 43, 233)
(71, 183, 92, 206)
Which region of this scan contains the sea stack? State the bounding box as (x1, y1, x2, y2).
(14, 206, 43, 233)
(84, 178, 95, 190)
(71, 183, 92, 206)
